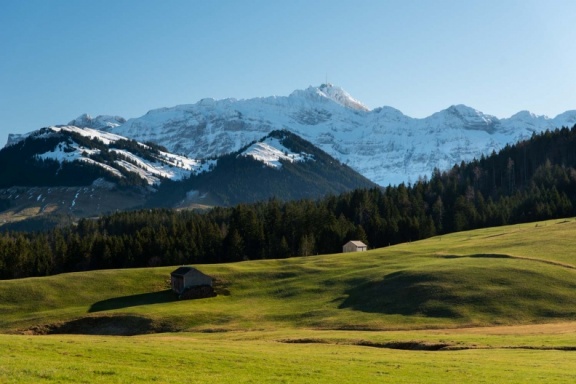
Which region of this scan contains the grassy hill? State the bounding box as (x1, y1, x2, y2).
(2, 218, 576, 383)
(2, 218, 576, 333)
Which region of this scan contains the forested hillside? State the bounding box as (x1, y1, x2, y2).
(150, 130, 377, 206)
(1, 125, 576, 279)
(0, 129, 374, 220)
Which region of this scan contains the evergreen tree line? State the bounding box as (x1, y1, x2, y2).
(1, 126, 576, 280)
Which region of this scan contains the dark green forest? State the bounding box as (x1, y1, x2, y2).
(2, 126, 576, 279)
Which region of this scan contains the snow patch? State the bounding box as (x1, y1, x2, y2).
(33, 126, 215, 185)
(71, 190, 80, 208)
(68, 114, 126, 129)
(49, 125, 126, 145)
(240, 137, 313, 169)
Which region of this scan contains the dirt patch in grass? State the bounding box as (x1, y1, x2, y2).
(198, 328, 231, 333)
(278, 338, 466, 351)
(506, 345, 576, 351)
(19, 315, 178, 336)
(279, 338, 330, 344)
(352, 340, 467, 351)
(278, 337, 576, 352)
(430, 321, 576, 336)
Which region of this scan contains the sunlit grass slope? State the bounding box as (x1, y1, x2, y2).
(2, 218, 576, 333)
(2, 331, 576, 384)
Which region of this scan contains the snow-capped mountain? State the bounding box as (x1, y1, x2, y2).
(81, 83, 575, 186)
(7, 84, 576, 186)
(0, 126, 374, 224)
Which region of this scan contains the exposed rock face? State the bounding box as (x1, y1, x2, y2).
(8, 84, 576, 186)
(102, 85, 576, 186)
(68, 114, 126, 130)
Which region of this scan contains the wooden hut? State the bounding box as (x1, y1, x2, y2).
(342, 240, 367, 253)
(170, 266, 213, 295)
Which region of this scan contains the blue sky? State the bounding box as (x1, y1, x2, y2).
(1, 0, 575, 145)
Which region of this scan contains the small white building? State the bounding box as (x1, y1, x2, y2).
(342, 240, 367, 253)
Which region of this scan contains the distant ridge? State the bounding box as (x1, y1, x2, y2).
(98, 84, 576, 186)
(6, 84, 576, 186)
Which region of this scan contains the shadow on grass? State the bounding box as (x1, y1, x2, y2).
(26, 314, 177, 336)
(338, 272, 460, 318)
(88, 290, 177, 313)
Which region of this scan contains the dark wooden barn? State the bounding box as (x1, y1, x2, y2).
(170, 266, 213, 295)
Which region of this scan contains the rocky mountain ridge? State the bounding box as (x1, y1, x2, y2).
(100, 84, 576, 185)
(7, 84, 576, 186)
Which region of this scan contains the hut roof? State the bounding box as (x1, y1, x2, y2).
(345, 240, 367, 247)
(171, 266, 197, 276)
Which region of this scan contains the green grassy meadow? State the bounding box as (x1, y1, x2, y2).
(2, 218, 576, 382)
(2, 330, 576, 383)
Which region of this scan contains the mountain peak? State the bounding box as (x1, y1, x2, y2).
(436, 104, 499, 124)
(508, 110, 549, 122)
(425, 104, 501, 134)
(291, 84, 369, 112)
(445, 104, 483, 117)
(317, 83, 369, 111)
(68, 114, 126, 130)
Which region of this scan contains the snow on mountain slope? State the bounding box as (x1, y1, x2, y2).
(5, 133, 30, 147)
(68, 114, 126, 129)
(33, 126, 213, 185)
(48, 125, 128, 145)
(37, 141, 125, 179)
(240, 136, 314, 169)
(5, 115, 126, 147)
(10, 85, 576, 186)
(100, 84, 576, 186)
